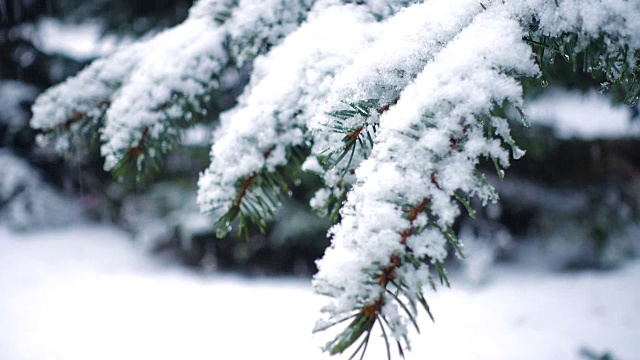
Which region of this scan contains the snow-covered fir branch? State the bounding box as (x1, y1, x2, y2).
(197, 0, 420, 230)
(311, 1, 639, 355)
(29, 0, 640, 357)
(197, 5, 381, 226)
(313, 4, 540, 354)
(305, 0, 486, 218)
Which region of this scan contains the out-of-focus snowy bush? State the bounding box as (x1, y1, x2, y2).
(458, 222, 513, 284)
(512, 91, 640, 269)
(0, 0, 201, 234)
(0, 150, 82, 230)
(455, 90, 640, 279)
(527, 89, 640, 139)
(0, 80, 83, 230)
(119, 179, 330, 274)
(0, 80, 39, 144)
(23, 17, 126, 61)
(492, 176, 640, 270)
(119, 182, 215, 265)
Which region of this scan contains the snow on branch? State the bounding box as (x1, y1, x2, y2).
(518, 0, 640, 107)
(515, 0, 640, 44)
(31, 0, 317, 176)
(31, 42, 143, 152)
(305, 0, 485, 217)
(197, 0, 423, 234)
(326, 0, 483, 106)
(312, 5, 539, 355)
(101, 20, 227, 175)
(310, 0, 640, 356)
(226, 0, 315, 63)
(197, 5, 380, 228)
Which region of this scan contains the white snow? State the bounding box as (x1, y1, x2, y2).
(0, 225, 326, 360)
(324, 0, 482, 107)
(511, 0, 640, 49)
(27, 18, 125, 61)
(197, 4, 379, 215)
(0, 224, 638, 360)
(100, 17, 227, 171)
(527, 89, 639, 139)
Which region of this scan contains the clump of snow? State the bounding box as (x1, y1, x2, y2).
(28, 18, 126, 61)
(512, 0, 640, 49)
(458, 228, 500, 285)
(181, 124, 213, 147)
(527, 89, 638, 139)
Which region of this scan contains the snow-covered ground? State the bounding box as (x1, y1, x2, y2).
(1, 224, 638, 360)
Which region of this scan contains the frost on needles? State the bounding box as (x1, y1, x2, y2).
(30, 0, 640, 358)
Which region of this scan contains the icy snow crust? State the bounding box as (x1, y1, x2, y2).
(29, 0, 640, 352)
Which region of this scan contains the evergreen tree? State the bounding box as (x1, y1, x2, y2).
(30, 0, 640, 357)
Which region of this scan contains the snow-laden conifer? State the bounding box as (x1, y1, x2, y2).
(30, 0, 640, 357)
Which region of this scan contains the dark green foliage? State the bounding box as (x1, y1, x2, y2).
(524, 30, 640, 107)
(111, 90, 216, 182)
(313, 99, 383, 221)
(579, 347, 620, 360)
(320, 98, 381, 169)
(55, 0, 194, 35)
(212, 145, 309, 239)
